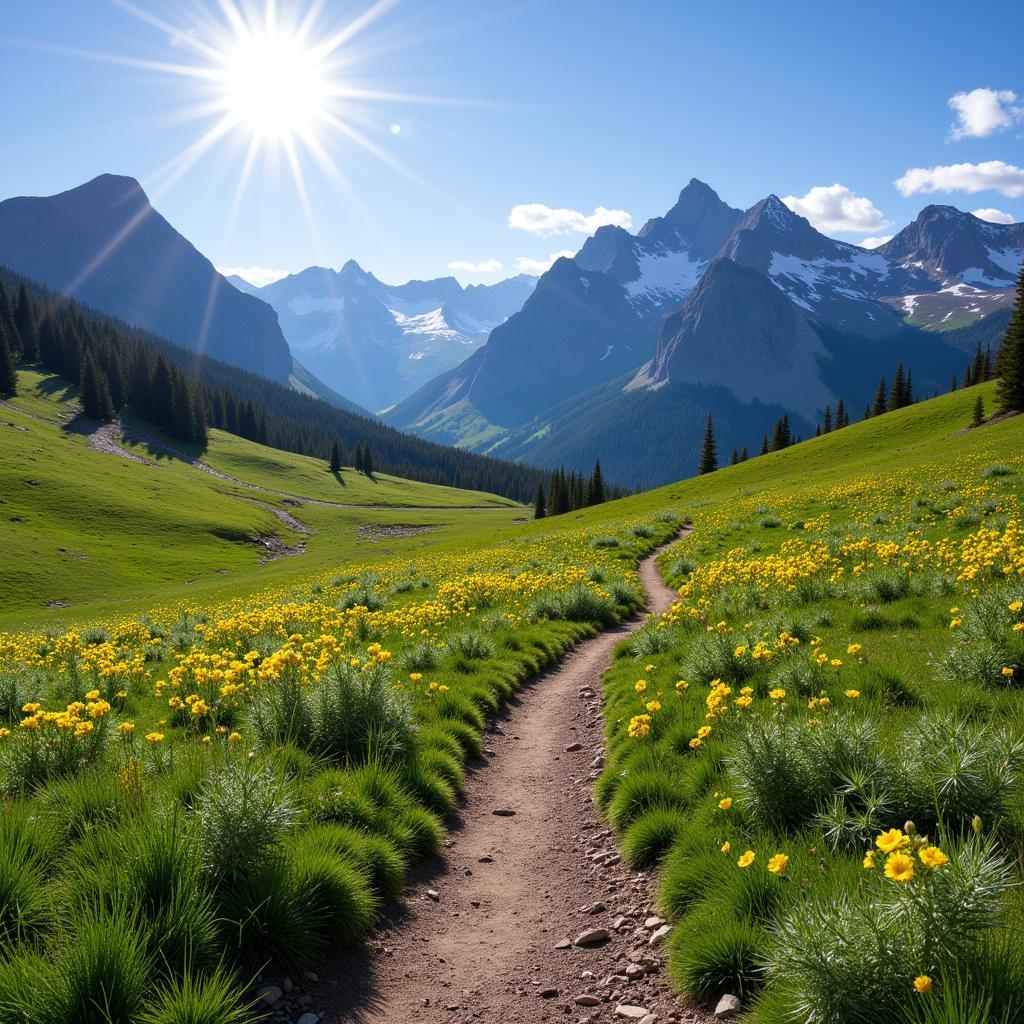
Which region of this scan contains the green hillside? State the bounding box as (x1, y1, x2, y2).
(0, 368, 524, 627)
(2, 374, 1023, 1022)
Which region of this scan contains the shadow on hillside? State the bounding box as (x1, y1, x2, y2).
(37, 376, 78, 402)
(331, 468, 347, 487)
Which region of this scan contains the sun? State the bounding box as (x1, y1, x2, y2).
(216, 27, 329, 143)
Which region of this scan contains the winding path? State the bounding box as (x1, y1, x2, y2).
(299, 535, 709, 1024)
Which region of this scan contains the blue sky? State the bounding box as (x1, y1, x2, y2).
(2, 0, 1023, 287)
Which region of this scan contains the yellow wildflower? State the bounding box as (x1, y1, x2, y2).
(876, 828, 909, 853)
(884, 852, 915, 883)
(918, 846, 948, 869)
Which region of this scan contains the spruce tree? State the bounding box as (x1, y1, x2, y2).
(698, 413, 717, 475)
(730, 447, 739, 465)
(14, 285, 38, 360)
(353, 444, 364, 473)
(586, 460, 605, 506)
(740, 445, 749, 462)
(972, 393, 985, 427)
(534, 483, 546, 519)
(889, 363, 905, 412)
(822, 405, 833, 433)
(553, 469, 571, 515)
(329, 439, 342, 474)
(950, 374, 958, 393)
(997, 268, 1024, 414)
(171, 378, 196, 441)
(0, 322, 17, 397)
(835, 396, 847, 428)
(80, 348, 114, 421)
(363, 446, 374, 476)
(872, 377, 888, 417)
(760, 435, 769, 456)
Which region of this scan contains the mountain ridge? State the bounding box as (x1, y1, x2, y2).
(0, 174, 294, 383)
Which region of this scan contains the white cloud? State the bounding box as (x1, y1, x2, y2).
(948, 88, 1023, 140)
(508, 203, 632, 237)
(216, 265, 290, 287)
(514, 251, 575, 274)
(895, 160, 1024, 198)
(859, 235, 893, 249)
(780, 184, 889, 234)
(971, 207, 1016, 224)
(447, 258, 503, 273)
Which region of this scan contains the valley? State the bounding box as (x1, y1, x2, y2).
(3, 8, 1024, 1022)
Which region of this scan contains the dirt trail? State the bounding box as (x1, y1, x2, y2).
(301, 533, 709, 1024)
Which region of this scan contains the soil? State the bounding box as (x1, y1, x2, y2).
(275, 535, 713, 1024)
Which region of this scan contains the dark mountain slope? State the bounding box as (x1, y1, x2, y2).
(0, 175, 292, 382)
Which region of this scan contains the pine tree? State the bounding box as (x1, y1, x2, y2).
(329, 439, 342, 474)
(730, 447, 740, 465)
(760, 435, 769, 456)
(556, 469, 571, 515)
(872, 377, 888, 417)
(150, 355, 174, 426)
(0, 322, 17, 397)
(363, 446, 374, 476)
(698, 413, 717, 475)
(740, 445, 748, 462)
(534, 483, 546, 519)
(889, 363, 905, 412)
(835, 396, 847, 429)
(14, 285, 38, 360)
(79, 348, 114, 421)
(950, 374, 958, 393)
(171, 377, 196, 441)
(770, 414, 791, 452)
(586, 460, 605, 506)
(997, 268, 1024, 414)
(353, 444, 365, 473)
(904, 368, 914, 405)
(971, 393, 985, 427)
(822, 405, 833, 433)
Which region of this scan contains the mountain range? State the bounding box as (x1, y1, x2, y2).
(0, 173, 1020, 490)
(232, 263, 535, 411)
(385, 180, 1022, 487)
(0, 175, 294, 385)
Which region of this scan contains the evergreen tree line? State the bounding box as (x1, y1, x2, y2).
(534, 461, 623, 518)
(956, 343, 997, 391)
(864, 361, 915, 420)
(0, 278, 208, 443)
(0, 267, 571, 502)
(996, 269, 1024, 416)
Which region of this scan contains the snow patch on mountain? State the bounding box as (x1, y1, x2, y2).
(986, 246, 1023, 279)
(625, 249, 706, 300)
(767, 248, 892, 310)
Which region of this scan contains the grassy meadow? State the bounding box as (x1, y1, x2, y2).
(0, 368, 686, 1020)
(597, 380, 1024, 1022)
(2, 367, 1024, 1021)
(0, 369, 525, 629)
